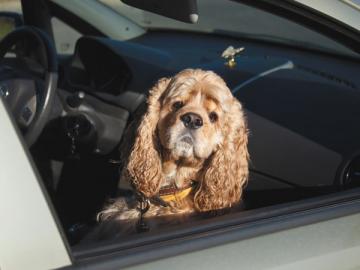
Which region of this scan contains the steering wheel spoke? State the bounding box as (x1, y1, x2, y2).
(1, 78, 38, 129)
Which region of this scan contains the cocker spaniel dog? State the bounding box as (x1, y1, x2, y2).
(91, 69, 249, 239)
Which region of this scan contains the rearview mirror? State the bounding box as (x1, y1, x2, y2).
(0, 12, 23, 40)
(121, 0, 198, 23)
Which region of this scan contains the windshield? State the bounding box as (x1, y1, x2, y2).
(98, 0, 359, 57)
(295, 0, 360, 31)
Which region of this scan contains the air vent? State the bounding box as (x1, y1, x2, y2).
(344, 156, 360, 188)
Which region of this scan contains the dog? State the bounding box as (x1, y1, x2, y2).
(91, 69, 249, 240)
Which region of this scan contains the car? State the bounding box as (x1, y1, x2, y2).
(1, 0, 360, 269)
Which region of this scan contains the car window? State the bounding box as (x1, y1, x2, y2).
(0, 0, 22, 13)
(295, 0, 360, 31)
(0, 0, 22, 39)
(52, 17, 82, 54)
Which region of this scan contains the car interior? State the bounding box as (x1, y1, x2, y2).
(1, 0, 360, 256)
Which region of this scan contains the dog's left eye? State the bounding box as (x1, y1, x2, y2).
(172, 101, 184, 111)
(209, 112, 218, 123)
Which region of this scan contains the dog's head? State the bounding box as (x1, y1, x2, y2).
(126, 69, 249, 211)
(157, 69, 233, 161)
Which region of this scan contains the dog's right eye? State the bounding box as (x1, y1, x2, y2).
(172, 101, 184, 111)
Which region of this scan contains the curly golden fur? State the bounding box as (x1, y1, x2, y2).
(95, 69, 249, 238)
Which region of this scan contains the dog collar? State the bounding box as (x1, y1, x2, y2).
(160, 186, 193, 202)
(159, 182, 196, 203)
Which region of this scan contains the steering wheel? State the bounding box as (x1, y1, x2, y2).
(0, 26, 58, 146)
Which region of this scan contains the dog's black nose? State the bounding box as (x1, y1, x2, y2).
(180, 113, 203, 129)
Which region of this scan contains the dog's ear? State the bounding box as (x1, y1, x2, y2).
(125, 78, 171, 197)
(194, 99, 249, 212)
